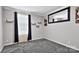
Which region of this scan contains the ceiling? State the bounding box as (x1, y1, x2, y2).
(7, 6, 62, 16)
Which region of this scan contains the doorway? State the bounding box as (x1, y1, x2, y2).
(14, 12, 32, 43)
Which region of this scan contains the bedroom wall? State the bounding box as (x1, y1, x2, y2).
(2, 8, 14, 46)
(2, 7, 44, 46)
(44, 6, 79, 50)
(31, 14, 44, 40)
(0, 6, 3, 52)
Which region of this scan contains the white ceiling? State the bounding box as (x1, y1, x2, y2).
(7, 6, 62, 16)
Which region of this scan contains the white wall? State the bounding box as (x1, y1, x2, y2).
(2, 9, 14, 45)
(31, 14, 44, 40)
(44, 6, 79, 50)
(2, 8, 44, 46)
(0, 6, 3, 52)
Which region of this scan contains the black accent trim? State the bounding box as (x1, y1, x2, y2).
(28, 15, 32, 40)
(48, 7, 70, 24)
(14, 12, 19, 42)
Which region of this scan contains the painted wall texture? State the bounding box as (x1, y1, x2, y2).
(44, 6, 79, 50)
(0, 6, 3, 51)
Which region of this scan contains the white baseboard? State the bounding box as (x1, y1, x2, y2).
(47, 38, 79, 51)
(3, 42, 15, 46)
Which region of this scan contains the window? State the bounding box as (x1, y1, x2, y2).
(17, 13, 28, 35)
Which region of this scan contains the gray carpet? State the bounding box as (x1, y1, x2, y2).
(1, 39, 79, 53)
